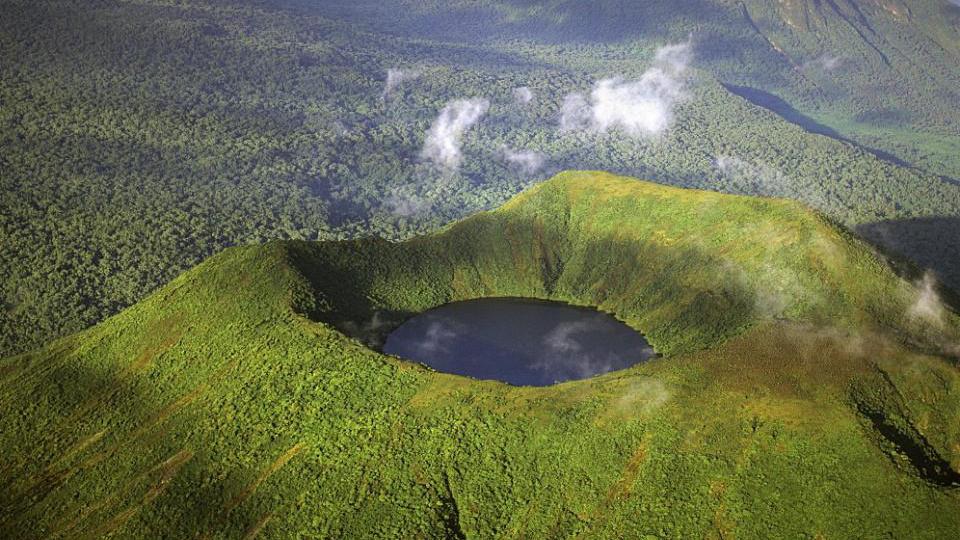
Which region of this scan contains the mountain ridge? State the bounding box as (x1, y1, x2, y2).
(2, 171, 959, 538)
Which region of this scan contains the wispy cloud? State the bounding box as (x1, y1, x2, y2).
(909, 271, 947, 328)
(720, 256, 814, 319)
(714, 154, 833, 212)
(383, 67, 421, 99)
(560, 41, 693, 137)
(513, 86, 534, 105)
(411, 317, 464, 356)
(903, 272, 960, 357)
(559, 93, 592, 132)
(715, 155, 794, 198)
(535, 318, 654, 381)
(613, 378, 671, 414)
(340, 311, 396, 348)
(537, 319, 614, 379)
(384, 189, 431, 217)
(543, 320, 595, 354)
(501, 146, 546, 174)
(715, 155, 787, 186)
(803, 53, 843, 71)
(421, 98, 490, 169)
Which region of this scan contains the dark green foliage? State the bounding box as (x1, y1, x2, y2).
(2, 173, 959, 537)
(3, 0, 960, 355)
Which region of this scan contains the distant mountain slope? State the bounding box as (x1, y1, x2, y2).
(3, 172, 958, 538)
(316, 0, 960, 156)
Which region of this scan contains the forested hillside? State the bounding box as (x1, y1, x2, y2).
(2, 173, 959, 538)
(3, 0, 959, 354)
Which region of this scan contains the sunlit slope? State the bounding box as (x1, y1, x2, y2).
(2, 172, 959, 538)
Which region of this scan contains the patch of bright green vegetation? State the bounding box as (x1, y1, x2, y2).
(816, 115, 960, 181)
(2, 172, 959, 538)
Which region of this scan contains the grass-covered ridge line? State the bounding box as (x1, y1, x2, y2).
(293, 171, 954, 356)
(2, 172, 959, 538)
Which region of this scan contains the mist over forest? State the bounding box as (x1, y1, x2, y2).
(3, 0, 960, 353)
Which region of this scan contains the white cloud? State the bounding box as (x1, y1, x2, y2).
(559, 93, 592, 131)
(590, 76, 676, 134)
(513, 86, 534, 105)
(614, 378, 671, 414)
(543, 320, 594, 354)
(560, 41, 693, 137)
(501, 147, 546, 174)
(384, 190, 430, 217)
(537, 318, 629, 380)
(909, 272, 946, 328)
(715, 154, 833, 211)
(715, 155, 794, 198)
(383, 68, 420, 98)
(803, 53, 843, 72)
(421, 98, 490, 169)
(654, 40, 694, 69)
(904, 272, 960, 357)
(341, 311, 395, 348)
(715, 155, 776, 182)
(415, 319, 461, 355)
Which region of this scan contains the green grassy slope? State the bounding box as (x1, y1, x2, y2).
(2, 172, 959, 538)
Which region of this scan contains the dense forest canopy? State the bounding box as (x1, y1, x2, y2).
(2, 0, 960, 354)
(3, 172, 960, 538)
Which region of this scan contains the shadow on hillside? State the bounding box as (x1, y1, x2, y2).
(852, 371, 960, 488)
(940, 175, 960, 188)
(283, 239, 418, 350)
(0, 355, 305, 538)
(855, 399, 960, 488)
(721, 83, 913, 169)
(856, 217, 960, 308)
(282, 214, 812, 357)
(0, 358, 146, 534)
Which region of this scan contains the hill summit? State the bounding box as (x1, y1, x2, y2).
(2, 171, 959, 538)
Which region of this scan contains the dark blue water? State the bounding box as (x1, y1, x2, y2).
(383, 298, 655, 386)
